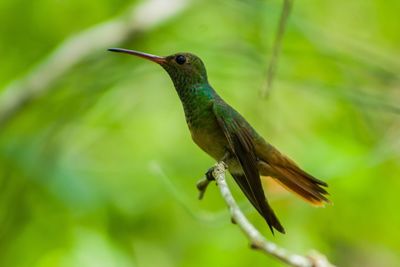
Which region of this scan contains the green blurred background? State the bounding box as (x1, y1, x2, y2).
(1, 0, 399, 266)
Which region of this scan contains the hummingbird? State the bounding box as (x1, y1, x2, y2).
(108, 48, 329, 234)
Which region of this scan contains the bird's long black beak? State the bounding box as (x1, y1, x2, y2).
(108, 48, 166, 64)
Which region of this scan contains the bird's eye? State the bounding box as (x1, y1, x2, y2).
(175, 55, 186, 65)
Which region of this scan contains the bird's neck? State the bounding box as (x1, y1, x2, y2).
(175, 81, 214, 101)
(173, 82, 216, 124)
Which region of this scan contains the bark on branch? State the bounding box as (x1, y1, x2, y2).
(199, 161, 335, 267)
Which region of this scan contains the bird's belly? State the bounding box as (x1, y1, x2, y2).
(190, 124, 244, 175)
(190, 125, 227, 161)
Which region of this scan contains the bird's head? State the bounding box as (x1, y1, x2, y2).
(108, 48, 208, 89)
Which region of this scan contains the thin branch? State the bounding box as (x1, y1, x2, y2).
(196, 167, 216, 200)
(261, 0, 294, 97)
(207, 161, 335, 267)
(0, 0, 189, 129)
(197, 177, 211, 200)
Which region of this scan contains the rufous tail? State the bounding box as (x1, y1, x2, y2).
(260, 161, 329, 206)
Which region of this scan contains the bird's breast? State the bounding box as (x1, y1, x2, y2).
(185, 107, 227, 161)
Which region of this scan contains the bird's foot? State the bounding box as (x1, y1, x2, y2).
(196, 167, 216, 200)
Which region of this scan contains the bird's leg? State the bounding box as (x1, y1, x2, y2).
(196, 153, 230, 200)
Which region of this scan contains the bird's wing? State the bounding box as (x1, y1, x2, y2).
(212, 102, 285, 234)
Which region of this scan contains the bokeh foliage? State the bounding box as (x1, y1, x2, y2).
(1, 0, 399, 266)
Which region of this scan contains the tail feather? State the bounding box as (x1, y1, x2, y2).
(257, 144, 330, 206)
(259, 162, 330, 206)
